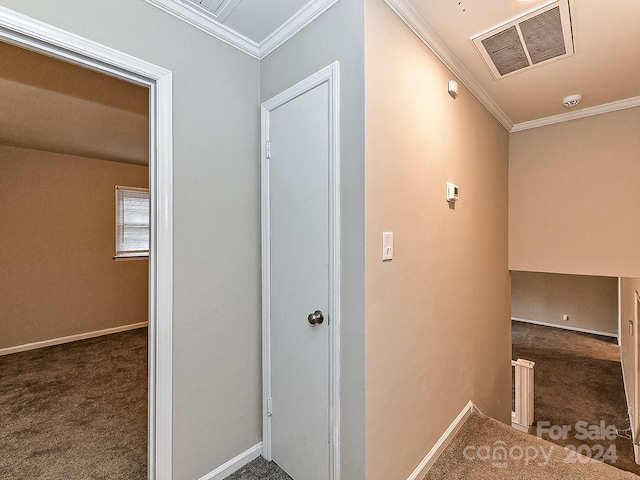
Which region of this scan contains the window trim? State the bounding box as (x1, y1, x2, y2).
(115, 185, 150, 259)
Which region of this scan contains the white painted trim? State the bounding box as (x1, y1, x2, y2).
(621, 361, 635, 458)
(407, 401, 474, 480)
(511, 358, 535, 430)
(0, 322, 148, 356)
(619, 277, 623, 347)
(143, 0, 340, 60)
(512, 317, 618, 339)
(261, 61, 341, 480)
(260, 99, 272, 462)
(0, 7, 173, 479)
(383, 0, 513, 131)
(634, 291, 640, 463)
(259, 0, 339, 58)
(511, 96, 640, 132)
(143, 0, 259, 58)
(198, 443, 262, 480)
(511, 422, 529, 433)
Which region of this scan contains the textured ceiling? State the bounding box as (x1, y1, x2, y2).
(3, 0, 638, 159)
(0, 41, 149, 165)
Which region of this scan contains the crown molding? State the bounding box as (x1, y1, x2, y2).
(511, 96, 640, 132)
(383, 0, 513, 131)
(259, 0, 339, 58)
(144, 0, 339, 60)
(143, 0, 260, 59)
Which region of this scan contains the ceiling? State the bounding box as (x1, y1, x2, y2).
(186, 0, 311, 44)
(152, 0, 640, 129)
(0, 40, 149, 165)
(3, 0, 638, 161)
(401, 0, 640, 127)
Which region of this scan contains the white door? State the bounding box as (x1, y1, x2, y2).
(263, 65, 338, 480)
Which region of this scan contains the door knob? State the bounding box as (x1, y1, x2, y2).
(308, 310, 324, 326)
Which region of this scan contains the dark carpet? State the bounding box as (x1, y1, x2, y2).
(423, 409, 639, 479)
(0, 328, 148, 480)
(224, 457, 292, 480)
(512, 321, 640, 475)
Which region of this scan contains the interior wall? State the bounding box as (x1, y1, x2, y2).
(0, 145, 148, 350)
(260, 0, 366, 477)
(509, 107, 640, 278)
(364, 0, 511, 478)
(0, 1, 262, 478)
(620, 277, 640, 434)
(511, 271, 618, 335)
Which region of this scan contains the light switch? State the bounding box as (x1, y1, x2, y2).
(382, 232, 393, 261)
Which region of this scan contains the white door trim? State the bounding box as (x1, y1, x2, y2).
(261, 61, 341, 480)
(634, 290, 640, 463)
(0, 7, 173, 479)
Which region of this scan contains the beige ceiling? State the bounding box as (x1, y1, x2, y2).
(153, 0, 640, 128)
(0, 41, 149, 165)
(405, 0, 640, 125)
(4, 0, 637, 152)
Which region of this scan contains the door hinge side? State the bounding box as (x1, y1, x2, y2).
(267, 397, 273, 416)
(266, 141, 271, 159)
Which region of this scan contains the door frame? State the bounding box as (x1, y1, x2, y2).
(0, 7, 173, 479)
(634, 290, 640, 463)
(261, 61, 341, 480)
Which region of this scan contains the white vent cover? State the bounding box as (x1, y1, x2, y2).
(472, 0, 574, 79)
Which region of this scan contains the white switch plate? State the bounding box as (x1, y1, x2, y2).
(382, 232, 393, 261)
(446, 182, 459, 202)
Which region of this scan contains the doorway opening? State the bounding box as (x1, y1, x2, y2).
(0, 7, 173, 479)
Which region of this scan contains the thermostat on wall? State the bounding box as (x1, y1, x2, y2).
(446, 182, 459, 202)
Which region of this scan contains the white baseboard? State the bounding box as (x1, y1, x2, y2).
(407, 401, 474, 480)
(198, 443, 262, 480)
(0, 322, 148, 356)
(512, 317, 617, 339)
(511, 421, 529, 433)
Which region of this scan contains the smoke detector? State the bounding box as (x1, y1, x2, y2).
(472, 0, 575, 79)
(562, 94, 582, 107)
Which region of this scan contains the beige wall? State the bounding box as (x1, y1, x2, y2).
(512, 271, 618, 335)
(620, 278, 640, 434)
(0, 145, 148, 350)
(364, 1, 511, 478)
(509, 107, 640, 278)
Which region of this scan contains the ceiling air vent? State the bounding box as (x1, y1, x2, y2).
(472, 0, 574, 79)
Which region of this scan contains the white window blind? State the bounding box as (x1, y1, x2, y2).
(115, 186, 149, 258)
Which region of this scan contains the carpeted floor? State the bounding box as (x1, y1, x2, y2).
(423, 409, 639, 479)
(512, 321, 640, 475)
(0, 328, 148, 480)
(224, 457, 292, 480)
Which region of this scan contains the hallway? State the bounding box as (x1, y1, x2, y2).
(512, 321, 640, 475)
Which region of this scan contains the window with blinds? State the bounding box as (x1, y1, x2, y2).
(115, 186, 149, 258)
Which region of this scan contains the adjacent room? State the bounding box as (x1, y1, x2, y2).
(511, 272, 640, 474)
(508, 104, 640, 475)
(0, 40, 150, 478)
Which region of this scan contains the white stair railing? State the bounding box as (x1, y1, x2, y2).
(512, 358, 535, 432)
